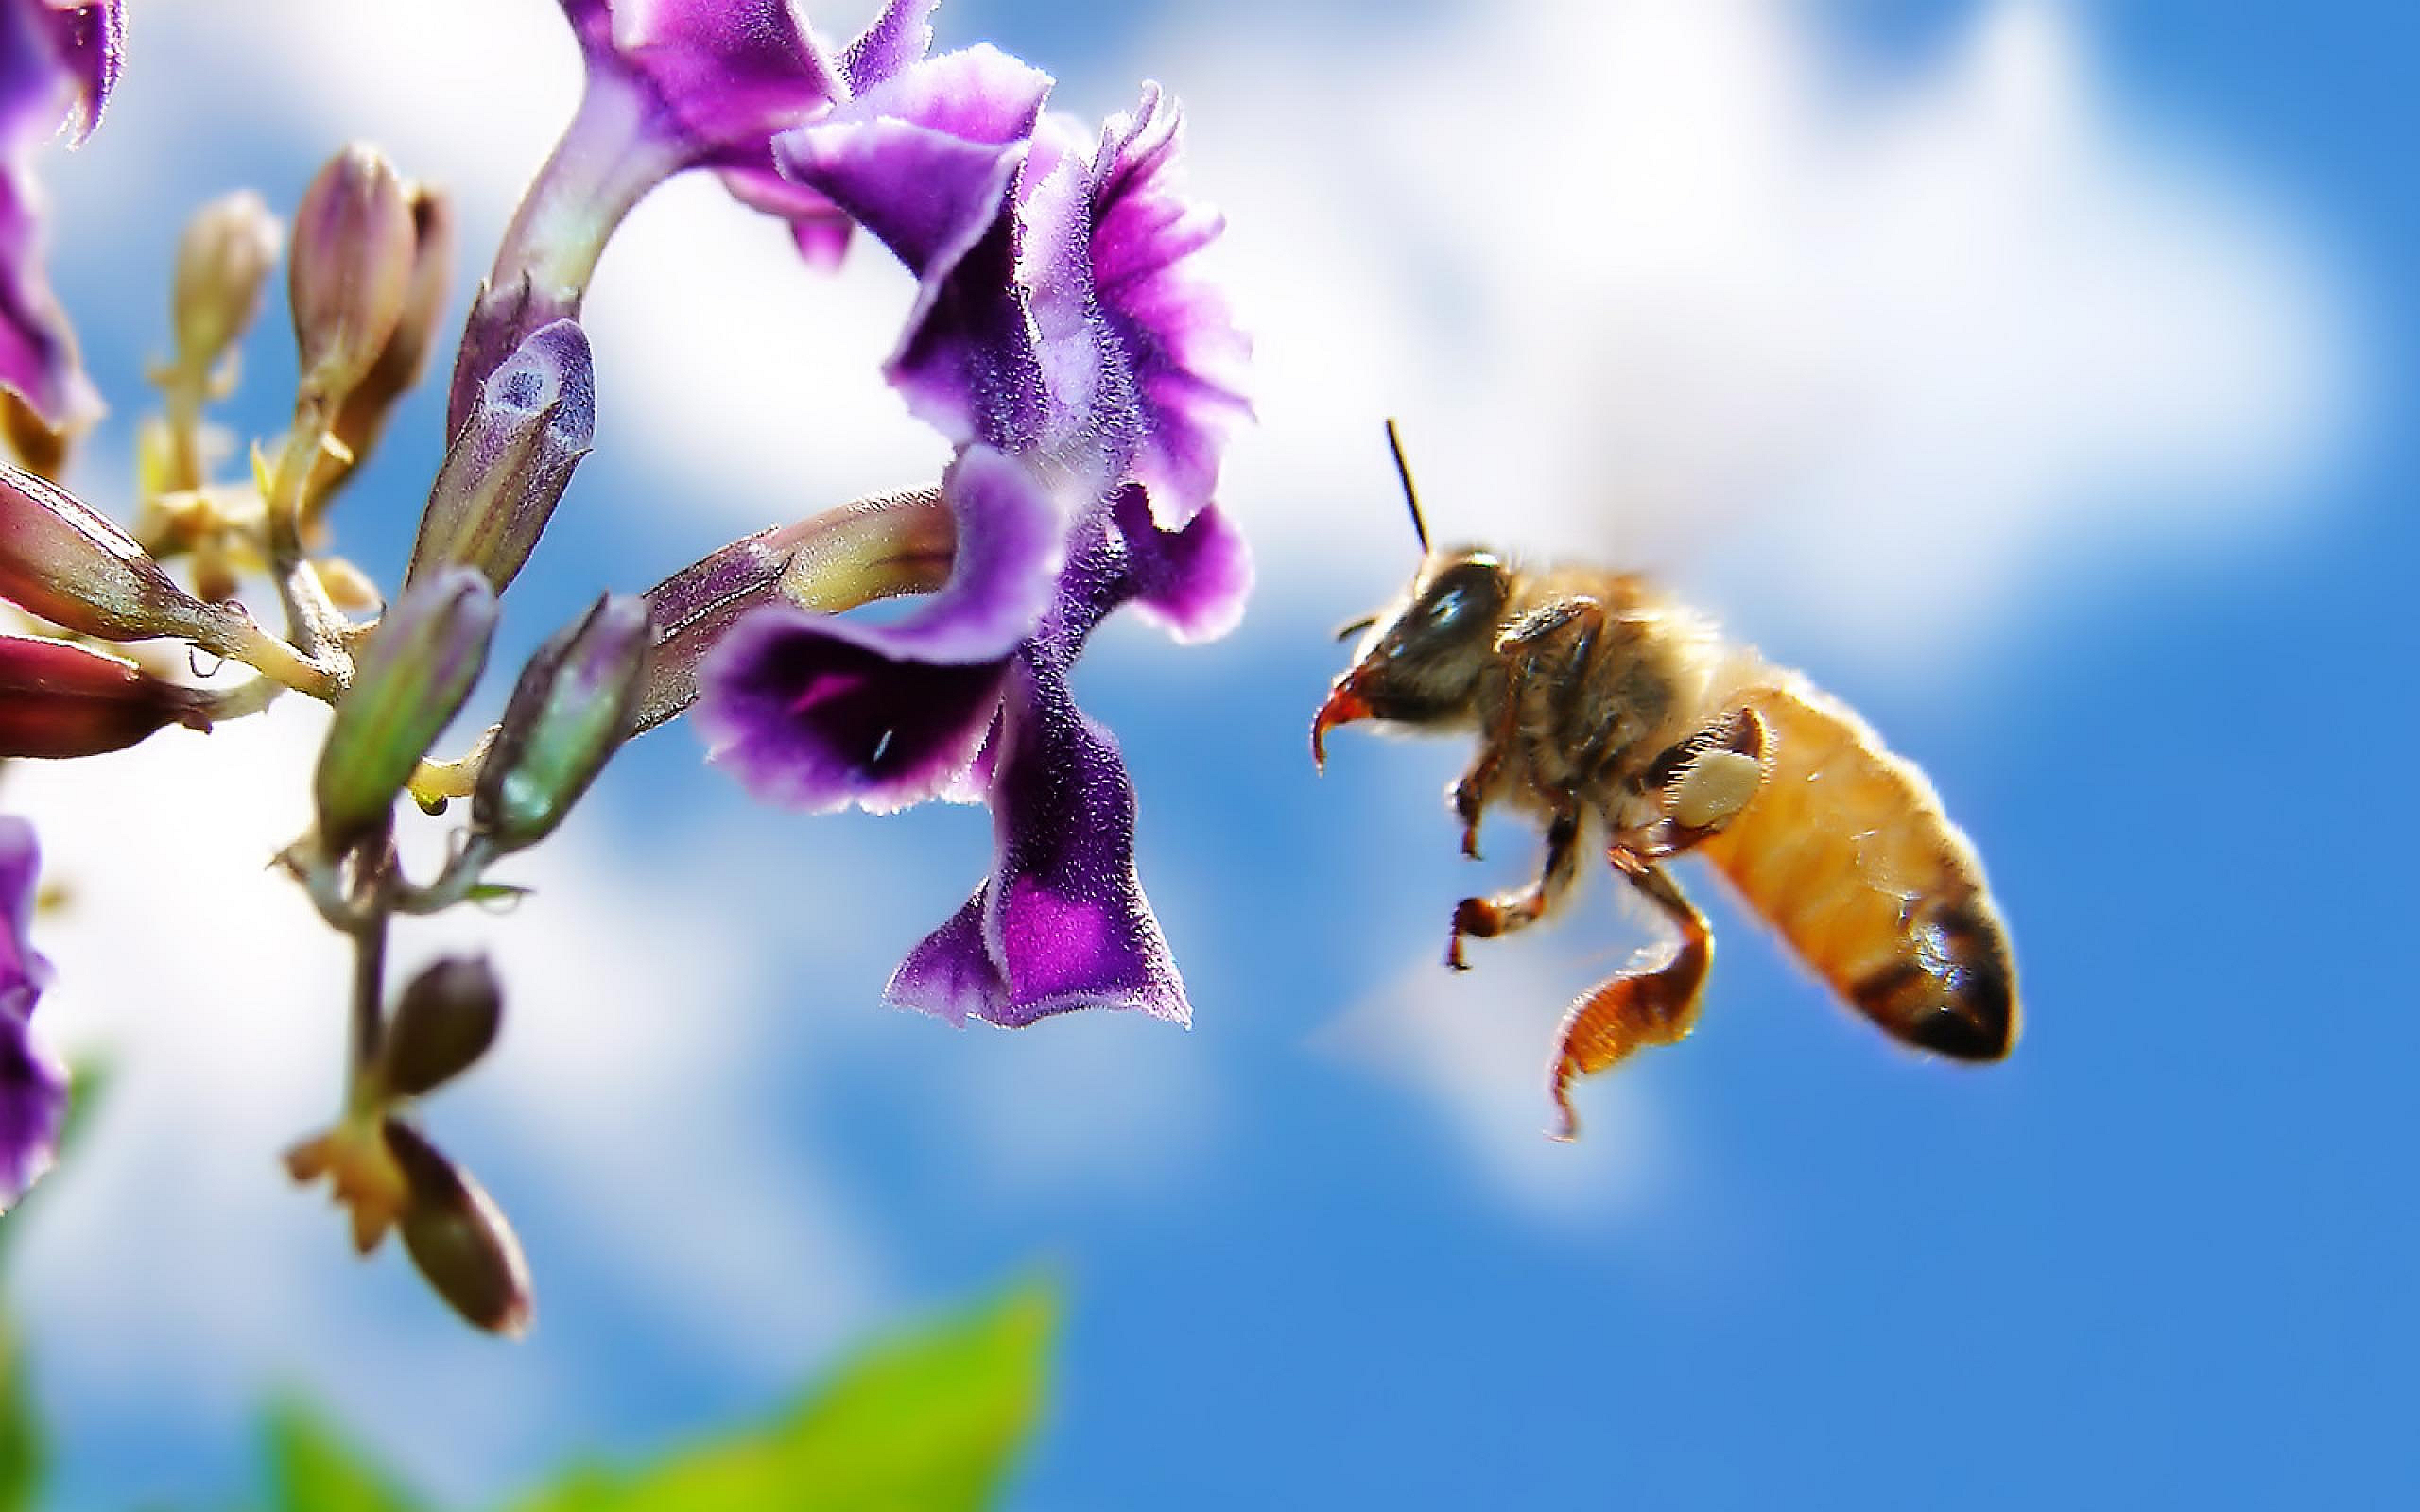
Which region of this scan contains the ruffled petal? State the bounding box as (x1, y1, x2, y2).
(699, 610, 1010, 813)
(714, 165, 851, 269)
(695, 446, 1063, 812)
(1112, 486, 1252, 645)
(883, 888, 997, 1028)
(0, 0, 96, 429)
(887, 658, 1186, 1027)
(840, 0, 938, 94)
(1087, 85, 1250, 525)
(0, 816, 63, 1210)
(775, 44, 1054, 449)
(0, 158, 93, 428)
(36, 3, 118, 144)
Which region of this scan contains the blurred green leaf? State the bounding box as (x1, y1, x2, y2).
(264, 1404, 426, 1512)
(509, 1280, 1057, 1512)
(0, 1315, 41, 1512)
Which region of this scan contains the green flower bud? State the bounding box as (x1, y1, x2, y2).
(379, 955, 501, 1100)
(405, 319, 594, 594)
(171, 190, 283, 377)
(384, 1120, 533, 1337)
(473, 593, 648, 852)
(288, 145, 418, 404)
(313, 567, 496, 853)
(0, 635, 214, 758)
(0, 463, 235, 644)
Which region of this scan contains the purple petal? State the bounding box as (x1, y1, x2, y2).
(698, 609, 1009, 813)
(888, 659, 1187, 1027)
(559, 0, 847, 251)
(1113, 487, 1252, 644)
(0, 159, 94, 429)
(584, 0, 841, 158)
(841, 0, 939, 94)
(776, 46, 1046, 282)
(1088, 85, 1251, 524)
(716, 165, 852, 269)
(39, 4, 120, 145)
(0, 0, 97, 428)
(775, 44, 1055, 449)
(0, 816, 63, 1210)
(884, 890, 996, 1028)
(696, 446, 1063, 812)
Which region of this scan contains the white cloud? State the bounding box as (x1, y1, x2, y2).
(1162, 0, 2355, 667)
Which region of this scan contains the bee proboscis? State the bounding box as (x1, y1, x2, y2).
(1315, 423, 2018, 1138)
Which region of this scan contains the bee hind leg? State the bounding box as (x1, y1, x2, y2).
(1614, 706, 1770, 860)
(1547, 855, 1711, 1141)
(1447, 804, 1580, 970)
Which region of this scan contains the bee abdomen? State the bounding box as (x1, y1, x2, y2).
(1695, 678, 2019, 1060)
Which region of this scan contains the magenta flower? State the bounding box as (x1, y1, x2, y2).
(0, 816, 64, 1210)
(451, 0, 939, 430)
(0, 0, 122, 431)
(699, 43, 1250, 1028)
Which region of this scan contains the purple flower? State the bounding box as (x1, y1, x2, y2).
(453, 0, 940, 429)
(0, 816, 64, 1210)
(0, 0, 123, 433)
(699, 53, 1250, 1028)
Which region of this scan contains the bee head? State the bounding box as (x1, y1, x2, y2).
(1314, 548, 1509, 764)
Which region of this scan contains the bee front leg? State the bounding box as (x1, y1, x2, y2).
(1446, 804, 1580, 971)
(1547, 854, 1712, 1141)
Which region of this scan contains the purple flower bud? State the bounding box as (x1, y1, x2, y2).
(320, 185, 452, 500)
(380, 955, 500, 1100)
(384, 1119, 532, 1337)
(0, 633, 212, 758)
(405, 319, 593, 593)
(313, 567, 496, 854)
(287, 144, 419, 403)
(0, 462, 232, 644)
(170, 190, 282, 376)
(474, 593, 648, 852)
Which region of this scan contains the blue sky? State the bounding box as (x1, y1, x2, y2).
(5, 1, 2413, 1507)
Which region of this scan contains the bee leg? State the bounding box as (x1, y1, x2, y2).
(1446, 804, 1580, 970)
(1616, 706, 1770, 860)
(1547, 855, 1711, 1141)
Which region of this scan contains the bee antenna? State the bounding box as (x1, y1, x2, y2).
(1383, 418, 1431, 557)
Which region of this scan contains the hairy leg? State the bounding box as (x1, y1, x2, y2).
(1547, 854, 1712, 1140)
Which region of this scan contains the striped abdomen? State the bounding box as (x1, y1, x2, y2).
(1693, 676, 2018, 1060)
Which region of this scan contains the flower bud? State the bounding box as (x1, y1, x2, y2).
(288, 145, 419, 403)
(0, 635, 213, 758)
(0, 463, 233, 644)
(314, 566, 496, 853)
(474, 593, 648, 852)
(633, 487, 951, 732)
(406, 320, 593, 594)
(318, 186, 452, 501)
(379, 955, 500, 1099)
(384, 1120, 532, 1336)
(171, 191, 283, 377)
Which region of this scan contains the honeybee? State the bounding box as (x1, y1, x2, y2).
(1314, 423, 2018, 1139)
